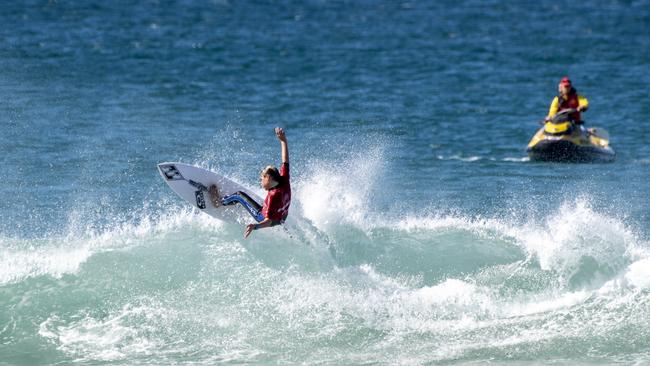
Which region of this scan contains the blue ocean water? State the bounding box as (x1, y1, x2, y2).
(2, 1, 650, 364)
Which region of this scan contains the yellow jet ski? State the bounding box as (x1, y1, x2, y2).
(527, 109, 615, 163)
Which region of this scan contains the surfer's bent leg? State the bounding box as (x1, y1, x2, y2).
(221, 191, 264, 222)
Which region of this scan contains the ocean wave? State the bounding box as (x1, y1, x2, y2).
(35, 256, 650, 364)
(3, 161, 649, 364)
(398, 200, 635, 273)
(1, 196, 645, 365)
(2, 168, 643, 297)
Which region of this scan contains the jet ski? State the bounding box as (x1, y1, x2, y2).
(526, 109, 615, 163)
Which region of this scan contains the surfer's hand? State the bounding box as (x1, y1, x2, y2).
(244, 224, 255, 238)
(275, 127, 287, 142)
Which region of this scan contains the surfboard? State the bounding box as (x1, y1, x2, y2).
(157, 162, 263, 224)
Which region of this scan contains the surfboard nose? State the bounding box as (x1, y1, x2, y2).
(158, 163, 184, 181)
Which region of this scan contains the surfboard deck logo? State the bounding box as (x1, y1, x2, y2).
(160, 164, 184, 181)
(159, 164, 207, 208)
(194, 190, 206, 209)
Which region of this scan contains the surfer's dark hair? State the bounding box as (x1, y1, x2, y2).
(261, 165, 281, 183)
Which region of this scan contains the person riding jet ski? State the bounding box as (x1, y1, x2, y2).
(545, 77, 589, 131)
(526, 77, 614, 163)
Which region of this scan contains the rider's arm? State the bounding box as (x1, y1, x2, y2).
(276, 127, 289, 164)
(244, 218, 274, 238)
(577, 95, 589, 112)
(546, 97, 559, 121)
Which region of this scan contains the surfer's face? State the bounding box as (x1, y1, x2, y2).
(261, 173, 273, 190)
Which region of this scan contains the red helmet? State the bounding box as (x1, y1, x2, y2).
(559, 77, 572, 87)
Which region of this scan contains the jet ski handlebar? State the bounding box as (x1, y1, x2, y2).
(539, 109, 579, 125)
(549, 108, 578, 124)
(555, 108, 578, 116)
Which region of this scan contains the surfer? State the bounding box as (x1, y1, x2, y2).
(209, 127, 291, 238)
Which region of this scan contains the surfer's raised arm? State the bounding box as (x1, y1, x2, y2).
(276, 127, 289, 164)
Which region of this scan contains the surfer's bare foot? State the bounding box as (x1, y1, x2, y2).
(208, 184, 221, 207)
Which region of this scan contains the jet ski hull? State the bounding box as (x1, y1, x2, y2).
(527, 139, 615, 163)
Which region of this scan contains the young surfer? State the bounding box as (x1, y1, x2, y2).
(209, 127, 291, 238)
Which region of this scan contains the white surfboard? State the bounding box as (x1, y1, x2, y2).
(157, 162, 263, 224)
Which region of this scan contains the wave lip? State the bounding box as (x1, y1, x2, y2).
(624, 257, 650, 289)
(0, 241, 92, 285)
(0, 207, 224, 285)
(516, 200, 637, 289)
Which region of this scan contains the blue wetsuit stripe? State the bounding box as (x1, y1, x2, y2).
(221, 194, 264, 222)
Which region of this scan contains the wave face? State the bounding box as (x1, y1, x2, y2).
(2, 160, 650, 364)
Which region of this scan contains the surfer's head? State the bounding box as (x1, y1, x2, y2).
(260, 165, 280, 190)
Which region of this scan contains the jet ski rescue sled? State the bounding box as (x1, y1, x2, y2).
(526, 109, 615, 163)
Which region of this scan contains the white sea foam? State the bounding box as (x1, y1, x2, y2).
(502, 156, 530, 162)
(0, 240, 92, 284)
(0, 207, 225, 285)
(514, 199, 635, 282)
(296, 145, 384, 231)
(39, 305, 162, 362)
(437, 154, 482, 162)
(625, 258, 650, 289)
(435, 155, 529, 162)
